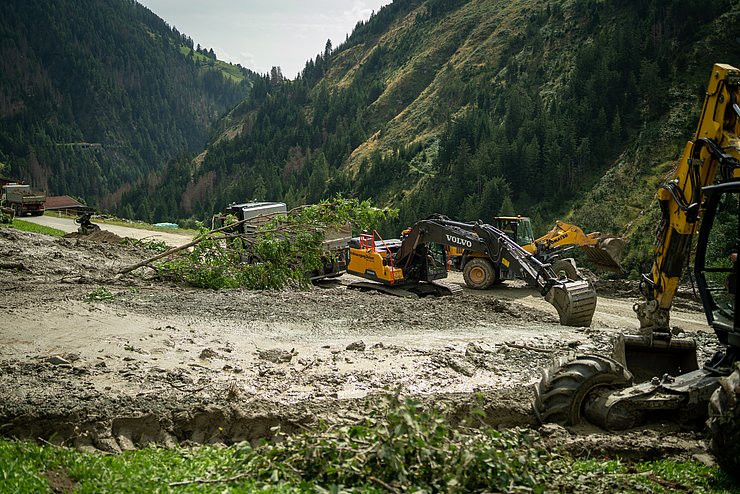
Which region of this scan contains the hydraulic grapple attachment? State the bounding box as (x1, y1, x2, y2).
(545, 279, 597, 327)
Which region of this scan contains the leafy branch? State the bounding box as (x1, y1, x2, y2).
(171, 394, 553, 492)
(127, 197, 397, 290)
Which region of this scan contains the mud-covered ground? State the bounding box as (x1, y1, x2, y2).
(0, 227, 719, 462)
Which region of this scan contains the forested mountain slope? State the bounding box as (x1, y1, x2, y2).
(139, 0, 740, 263)
(0, 0, 253, 214)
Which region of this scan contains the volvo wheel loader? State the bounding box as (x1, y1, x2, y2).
(449, 216, 626, 289)
(533, 64, 740, 473)
(346, 214, 597, 327)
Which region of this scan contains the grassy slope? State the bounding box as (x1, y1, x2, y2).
(569, 7, 740, 277)
(322, 0, 546, 173)
(5, 219, 65, 236)
(178, 45, 250, 84)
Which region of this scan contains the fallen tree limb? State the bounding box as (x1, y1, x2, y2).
(117, 218, 253, 274)
(504, 342, 555, 353)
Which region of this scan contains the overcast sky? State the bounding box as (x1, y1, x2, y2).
(136, 0, 393, 78)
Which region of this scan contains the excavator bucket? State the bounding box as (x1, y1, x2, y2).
(545, 280, 597, 327)
(581, 235, 627, 272)
(612, 334, 698, 383)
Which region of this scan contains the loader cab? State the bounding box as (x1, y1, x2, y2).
(695, 181, 740, 348)
(493, 216, 535, 246)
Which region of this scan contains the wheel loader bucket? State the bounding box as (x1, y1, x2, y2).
(581, 236, 627, 272)
(612, 334, 698, 383)
(545, 280, 597, 327)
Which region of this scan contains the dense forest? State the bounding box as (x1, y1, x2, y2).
(3, 0, 740, 275)
(120, 0, 739, 259)
(0, 0, 253, 209)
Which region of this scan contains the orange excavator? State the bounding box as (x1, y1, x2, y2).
(346, 214, 597, 327)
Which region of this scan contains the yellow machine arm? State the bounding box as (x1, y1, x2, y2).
(530, 221, 626, 271)
(535, 221, 598, 248)
(635, 63, 740, 331)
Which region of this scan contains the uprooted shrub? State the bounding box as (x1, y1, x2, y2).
(228, 394, 553, 492)
(155, 197, 397, 290)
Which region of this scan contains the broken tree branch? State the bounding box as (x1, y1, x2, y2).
(504, 342, 555, 353)
(117, 218, 254, 274)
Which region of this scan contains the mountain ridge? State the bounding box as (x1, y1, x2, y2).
(0, 0, 254, 214)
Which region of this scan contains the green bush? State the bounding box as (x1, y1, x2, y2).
(156, 197, 397, 290)
(236, 395, 552, 492)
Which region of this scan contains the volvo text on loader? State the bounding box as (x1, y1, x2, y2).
(533, 63, 740, 473)
(346, 214, 597, 327)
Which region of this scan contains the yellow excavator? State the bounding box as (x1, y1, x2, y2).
(346, 214, 597, 327)
(449, 216, 625, 289)
(534, 64, 740, 472)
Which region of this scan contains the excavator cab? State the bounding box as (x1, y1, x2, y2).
(695, 181, 740, 353)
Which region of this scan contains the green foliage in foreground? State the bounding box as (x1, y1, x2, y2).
(156, 197, 397, 290)
(1, 396, 737, 493)
(6, 219, 66, 236)
(83, 287, 114, 303)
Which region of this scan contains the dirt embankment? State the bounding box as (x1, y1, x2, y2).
(0, 228, 718, 460)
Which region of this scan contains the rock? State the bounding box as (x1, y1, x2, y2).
(199, 348, 219, 360)
(257, 348, 295, 364)
(692, 453, 717, 467)
(465, 342, 493, 356)
(47, 355, 71, 366)
(539, 423, 570, 440)
(434, 354, 476, 377)
(346, 340, 366, 352)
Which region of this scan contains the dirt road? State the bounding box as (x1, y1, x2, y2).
(0, 228, 718, 460)
(23, 214, 193, 247)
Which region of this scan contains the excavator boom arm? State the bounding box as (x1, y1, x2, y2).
(636, 64, 740, 331)
(396, 216, 553, 290)
(397, 215, 597, 326)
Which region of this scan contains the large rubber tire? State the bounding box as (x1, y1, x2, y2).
(708, 367, 740, 475)
(533, 354, 632, 426)
(463, 258, 496, 289)
(551, 258, 581, 281)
